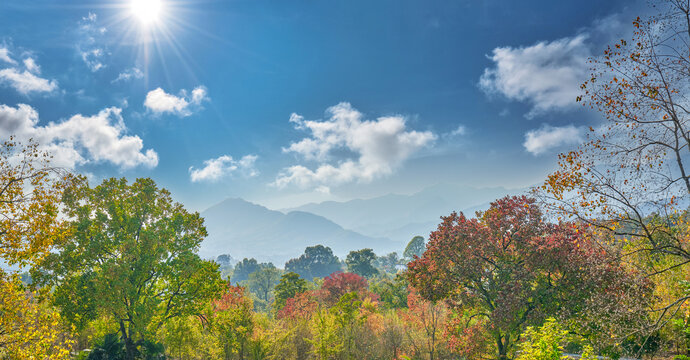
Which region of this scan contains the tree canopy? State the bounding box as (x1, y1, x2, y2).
(345, 248, 379, 278)
(34, 177, 224, 360)
(403, 236, 425, 261)
(285, 245, 342, 280)
(407, 196, 646, 359)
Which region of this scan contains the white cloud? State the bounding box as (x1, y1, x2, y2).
(523, 124, 583, 155)
(0, 103, 158, 169)
(449, 125, 466, 136)
(0, 68, 58, 95)
(274, 102, 436, 190)
(23, 58, 40, 73)
(81, 49, 105, 72)
(479, 34, 590, 118)
(78, 12, 107, 72)
(112, 67, 144, 83)
(189, 154, 258, 182)
(144, 86, 209, 116)
(0, 47, 17, 65)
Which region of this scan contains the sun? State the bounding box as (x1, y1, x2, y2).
(130, 0, 162, 25)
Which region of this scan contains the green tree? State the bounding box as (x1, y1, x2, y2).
(273, 272, 308, 310)
(345, 249, 378, 278)
(232, 258, 260, 284)
(285, 245, 341, 280)
(515, 318, 569, 360)
(35, 177, 224, 360)
(217, 254, 234, 268)
(330, 292, 372, 359)
(403, 236, 425, 261)
(374, 252, 400, 274)
(370, 274, 409, 309)
(247, 265, 282, 303)
(212, 285, 255, 360)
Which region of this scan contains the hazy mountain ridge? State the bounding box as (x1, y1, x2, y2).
(286, 183, 525, 242)
(200, 185, 525, 265)
(199, 198, 397, 264)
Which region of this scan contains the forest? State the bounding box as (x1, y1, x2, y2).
(2, 1, 690, 359)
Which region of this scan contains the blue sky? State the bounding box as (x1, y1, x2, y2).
(0, 0, 647, 210)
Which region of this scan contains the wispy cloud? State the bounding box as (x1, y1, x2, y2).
(189, 154, 258, 182)
(273, 102, 436, 190)
(112, 67, 144, 83)
(77, 12, 108, 72)
(144, 86, 209, 116)
(0, 47, 17, 65)
(523, 124, 583, 155)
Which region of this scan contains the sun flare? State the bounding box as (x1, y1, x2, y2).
(130, 0, 162, 24)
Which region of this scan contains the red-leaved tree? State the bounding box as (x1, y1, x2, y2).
(320, 271, 375, 305)
(407, 196, 648, 359)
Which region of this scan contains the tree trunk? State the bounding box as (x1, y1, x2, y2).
(119, 320, 137, 360)
(496, 333, 509, 360)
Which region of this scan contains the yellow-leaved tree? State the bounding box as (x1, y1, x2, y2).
(0, 137, 75, 358)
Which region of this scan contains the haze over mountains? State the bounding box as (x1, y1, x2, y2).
(200, 183, 525, 264)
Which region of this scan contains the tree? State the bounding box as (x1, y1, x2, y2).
(515, 318, 569, 360)
(217, 254, 234, 268)
(320, 272, 371, 305)
(538, 0, 690, 336)
(212, 285, 255, 360)
(345, 248, 378, 278)
(274, 272, 308, 310)
(329, 292, 374, 359)
(407, 196, 643, 359)
(399, 289, 448, 360)
(232, 258, 261, 284)
(0, 272, 72, 359)
(285, 245, 341, 280)
(370, 274, 409, 310)
(0, 137, 73, 266)
(0, 138, 74, 358)
(403, 236, 425, 261)
(34, 177, 224, 360)
(374, 252, 400, 274)
(247, 265, 282, 304)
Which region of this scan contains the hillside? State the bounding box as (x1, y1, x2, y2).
(199, 198, 396, 264)
(287, 183, 525, 242)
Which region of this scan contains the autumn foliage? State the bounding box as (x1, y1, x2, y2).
(407, 195, 646, 359)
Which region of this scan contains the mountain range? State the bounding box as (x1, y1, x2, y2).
(199, 183, 525, 265)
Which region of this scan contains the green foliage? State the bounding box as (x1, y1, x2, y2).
(274, 272, 308, 310)
(370, 274, 408, 309)
(232, 258, 260, 283)
(516, 318, 568, 360)
(35, 177, 224, 360)
(403, 236, 425, 261)
(85, 333, 125, 360)
(85, 333, 166, 360)
(345, 248, 378, 278)
(216, 254, 234, 267)
(285, 245, 342, 280)
(374, 252, 400, 274)
(308, 310, 343, 360)
(247, 265, 282, 306)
